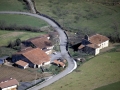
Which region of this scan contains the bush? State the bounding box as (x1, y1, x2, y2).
(48, 65, 63, 74)
(7, 38, 22, 51)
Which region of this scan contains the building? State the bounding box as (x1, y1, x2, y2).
(51, 60, 66, 68)
(12, 48, 50, 68)
(15, 60, 29, 69)
(78, 34, 109, 55)
(25, 35, 54, 55)
(0, 78, 19, 90)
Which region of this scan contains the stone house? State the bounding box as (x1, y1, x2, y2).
(12, 48, 50, 68)
(78, 34, 109, 55)
(24, 35, 54, 55)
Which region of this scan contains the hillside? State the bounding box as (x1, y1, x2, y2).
(35, 0, 120, 34)
(41, 50, 120, 90)
(0, 0, 28, 11)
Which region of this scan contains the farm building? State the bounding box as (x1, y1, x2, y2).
(23, 35, 54, 55)
(12, 48, 50, 68)
(15, 60, 29, 69)
(51, 60, 66, 68)
(78, 34, 109, 55)
(0, 78, 19, 90)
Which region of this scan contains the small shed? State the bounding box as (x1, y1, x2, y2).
(15, 60, 29, 69)
(51, 60, 66, 68)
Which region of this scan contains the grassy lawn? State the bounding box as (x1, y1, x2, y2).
(35, 0, 120, 34)
(41, 51, 120, 90)
(0, 14, 48, 28)
(0, 0, 28, 11)
(94, 81, 120, 90)
(0, 30, 45, 46)
(0, 46, 17, 57)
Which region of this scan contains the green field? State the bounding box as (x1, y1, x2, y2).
(41, 51, 120, 90)
(94, 81, 120, 90)
(0, 30, 45, 46)
(0, 14, 48, 28)
(0, 0, 28, 11)
(35, 0, 120, 33)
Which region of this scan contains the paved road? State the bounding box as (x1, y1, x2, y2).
(0, 11, 77, 90)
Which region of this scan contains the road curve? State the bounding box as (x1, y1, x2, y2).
(0, 11, 77, 90)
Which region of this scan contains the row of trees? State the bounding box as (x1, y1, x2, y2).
(0, 21, 42, 32)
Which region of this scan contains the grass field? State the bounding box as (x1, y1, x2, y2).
(0, 0, 28, 11)
(34, 0, 120, 34)
(41, 51, 120, 90)
(94, 81, 120, 90)
(0, 30, 45, 46)
(0, 14, 48, 28)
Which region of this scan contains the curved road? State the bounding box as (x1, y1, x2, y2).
(0, 11, 77, 90)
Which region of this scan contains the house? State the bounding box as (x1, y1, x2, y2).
(0, 78, 19, 90)
(15, 60, 29, 69)
(12, 48, 50, 68)
(25, 35, 54, 55)
(78, 34, 109, 55)
(51, 60, 66, 68)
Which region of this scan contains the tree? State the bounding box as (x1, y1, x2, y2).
(16, 38, 21, 46)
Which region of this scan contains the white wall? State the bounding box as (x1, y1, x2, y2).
(2, 85, 17, 90)
(95, 48, 100, 55)
(47, 46, 54, 50)
(98, 40, 109, 50)
(45, 50, 52, 55)
(24, 64, 29, 69)
(44, 61, 50, 65)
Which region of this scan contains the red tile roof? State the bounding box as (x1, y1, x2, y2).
(89, 34, 109, 44)
(86, 44, 99, 49)
(53, 60, 65, 67)
(28, 36, 52, 49)
(78, 45, 85, 49)
(0, 78, 19, 89)
(15, 60, 28, 67)
(22, 48, 50, 65)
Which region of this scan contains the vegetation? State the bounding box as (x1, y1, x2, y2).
(41, 49, 120, 90)
(94, 81, 120, 90)
(0, 0, 28, 11)
(0, 14, 48, 29)
(0, 46, 16, 57)
(0, 30, 45, 47)
(0, 30, 46, 57)
(35, 0, 120, 42)
(48, 64, 64, 75)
